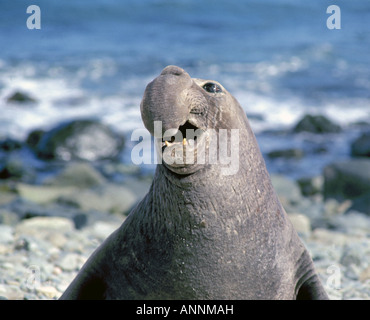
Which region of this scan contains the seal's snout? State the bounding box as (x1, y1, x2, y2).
(141, 65, 193, 136)
(160, 65, 186, 76)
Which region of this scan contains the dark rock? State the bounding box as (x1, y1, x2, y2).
(0, 155, 36, 182)
(247, 113, 264, 121)
(72, 213, 88, 230)
(297, 176, 323, 196)
(14, 237, 30, 251)
(267, 148, 304, 159)
(6, 91, 36, 104)
(293, 114, 341, 134)
(35, 119, 125, 161)
(351, 132, 370, 157)
(350, 121, 370, 128)
(26, 130, 45, 150)
(323, 159, 370, 214)
(0, 159, 25, 180)
(0, 139, 22, 152)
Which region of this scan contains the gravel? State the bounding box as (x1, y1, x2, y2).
(0, 169, 369, 300)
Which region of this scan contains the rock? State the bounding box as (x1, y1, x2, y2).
(57, 253, 83, 272)
(15, 216, 74, 237)
(323, 199, 352, 218)
(0, 225, 14, 243)
(293, 114, 341, 134)
(16, 183, 78, 205)
(58, 183, 137, 215)
(0, 138, 22, 152)
(331, 211, 370, 235)
(297, 176, 323, 196)
(0, 243, 11, 254)
(351, 132, 370, 157)
(0, 158, 25, 180)
(359, 266, 370, 282)
(43, 162, 106, 188)
(88, 221, 122, 240)
(267, 148, 304, 159)
(0, 155, 36, 182)
(35, 286, 60, 299)
(247, 113, 264, 121)
(0, 189, 17, 206)
(26, 130, 45, 150)
(6, 91, 36, 104)
(310, 228, 351, 246)
(35, 119, 125, 161)
(0, 209, 19, 226)
(0, 284, 24, 300)
(270, 175, 303, 208)
(14, 237, 30, 251)
(288, 213, 311, 237)
(323, 159, 370, 214)
(47, 233, 68, 248)
(340, 245, 362, 267)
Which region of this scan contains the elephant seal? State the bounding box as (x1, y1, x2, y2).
(60, 65, 328, 300)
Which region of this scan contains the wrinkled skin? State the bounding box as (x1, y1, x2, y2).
(60, 66, 329, 300)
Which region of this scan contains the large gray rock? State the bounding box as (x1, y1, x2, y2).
(43, 162, 106, 188)
(35, 119, 124, 161)
(58, 183, 137, 215)
(323, 159, 370, 215)
(15, 216, 75, 237)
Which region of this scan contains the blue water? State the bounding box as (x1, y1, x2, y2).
(1, 0, 370, 178)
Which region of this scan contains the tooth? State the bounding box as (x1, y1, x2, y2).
(183, 138, 187, 145)
(165, 141, 170, 147)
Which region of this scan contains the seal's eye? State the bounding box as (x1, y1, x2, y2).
(202, 82, 222, 93)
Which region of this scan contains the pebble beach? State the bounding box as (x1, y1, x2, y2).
(0, 157, 369, 300)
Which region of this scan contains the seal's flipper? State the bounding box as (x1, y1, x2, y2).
(297, 275, 329, 300)
(60, 273, 107, 300)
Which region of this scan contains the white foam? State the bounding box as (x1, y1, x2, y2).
(231, 90, 370, 133)
(1, 61, 369, 142)
(0, 61, 148, 140)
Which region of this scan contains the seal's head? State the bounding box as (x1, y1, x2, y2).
(141, 65, 247, 176)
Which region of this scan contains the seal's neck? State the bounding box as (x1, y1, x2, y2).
(151, 156, 278, 222)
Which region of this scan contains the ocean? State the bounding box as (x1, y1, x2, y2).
(1, 0, 370, 178)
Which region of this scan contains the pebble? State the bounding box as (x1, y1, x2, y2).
(57, 253, 83, 272)
(288, 213, 311, 237)
(35, 286, 59, 299)
(0, 225, 14, 243)
(359, 266, 370, 282)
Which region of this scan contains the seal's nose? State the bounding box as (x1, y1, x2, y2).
(160, 65, 186, 76)
(141, 65, 194, 136)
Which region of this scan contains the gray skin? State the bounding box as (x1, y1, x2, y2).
(60, 65, 329, 300)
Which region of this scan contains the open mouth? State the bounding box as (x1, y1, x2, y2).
(161, 120, 202, 150)
(160, 120, 206, 170)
